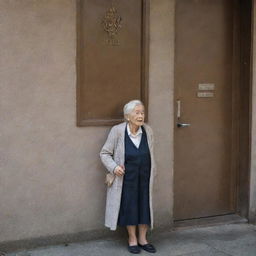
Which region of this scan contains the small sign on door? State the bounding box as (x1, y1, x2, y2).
(198, 83, 215, 90)
(197, 92, 214, 98)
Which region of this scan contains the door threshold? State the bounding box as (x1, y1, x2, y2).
(173, 214, 248, 230)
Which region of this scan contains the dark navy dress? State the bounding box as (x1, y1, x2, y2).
(118, 125, 151, 226)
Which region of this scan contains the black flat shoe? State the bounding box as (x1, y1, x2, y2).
(138, 243, 156, 253)
(128, 245, 141, 254)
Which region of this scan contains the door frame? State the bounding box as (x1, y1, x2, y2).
(249, 0, 256, 224)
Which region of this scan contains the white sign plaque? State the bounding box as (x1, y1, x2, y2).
(198, 83, 215, 91)
(197, 92, 214, 98)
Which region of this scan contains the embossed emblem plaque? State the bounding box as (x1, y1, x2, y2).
(102, 5, 122, 46)
(77, 0, 149, 126)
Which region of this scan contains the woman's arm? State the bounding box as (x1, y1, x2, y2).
(100, 126, 118, 174)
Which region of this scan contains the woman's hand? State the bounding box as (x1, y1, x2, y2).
(114, 165, 125, 176)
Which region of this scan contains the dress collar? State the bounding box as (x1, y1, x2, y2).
(127, 124, 143, 137)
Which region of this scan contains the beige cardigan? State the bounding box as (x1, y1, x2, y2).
(100, 122, 156, 230)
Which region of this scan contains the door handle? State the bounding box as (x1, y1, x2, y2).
(177, 123, 191, 128)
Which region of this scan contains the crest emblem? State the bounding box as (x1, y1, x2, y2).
(102, 5, 122, 45)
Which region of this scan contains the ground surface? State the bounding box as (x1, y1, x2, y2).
(6, 223, 256, 256)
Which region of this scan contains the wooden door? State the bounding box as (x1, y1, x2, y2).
(174, 0, 237, 220)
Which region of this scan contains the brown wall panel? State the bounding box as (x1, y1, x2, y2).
(77, 0, 149, 126)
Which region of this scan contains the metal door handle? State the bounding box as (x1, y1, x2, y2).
(177, 123, 191, 128)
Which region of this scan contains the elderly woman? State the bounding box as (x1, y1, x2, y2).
(100, 100, 156, 254)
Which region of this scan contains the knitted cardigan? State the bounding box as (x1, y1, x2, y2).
(100, 122, 156, 230)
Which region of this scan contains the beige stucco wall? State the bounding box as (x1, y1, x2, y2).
(0, 0, 174, 243)
(149, 0, 174, 226)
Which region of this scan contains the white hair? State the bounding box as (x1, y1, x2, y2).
(123, 100, 144, 120)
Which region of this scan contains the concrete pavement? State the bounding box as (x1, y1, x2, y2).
(5, 223, 256, 256)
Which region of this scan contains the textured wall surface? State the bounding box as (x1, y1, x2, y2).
(249, 0, 256, 224)
(0, 0, 174, 243)
(0, 0, 107, 242)
(148, 0, 174, 227)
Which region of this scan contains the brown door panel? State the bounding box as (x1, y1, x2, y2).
(174, 0, 236, 220)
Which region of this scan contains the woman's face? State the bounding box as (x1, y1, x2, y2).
(127, 104, 145, 127)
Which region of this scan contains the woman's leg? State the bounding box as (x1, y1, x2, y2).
(127, 225, 137, 246)
(138, 224, 148, 245)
